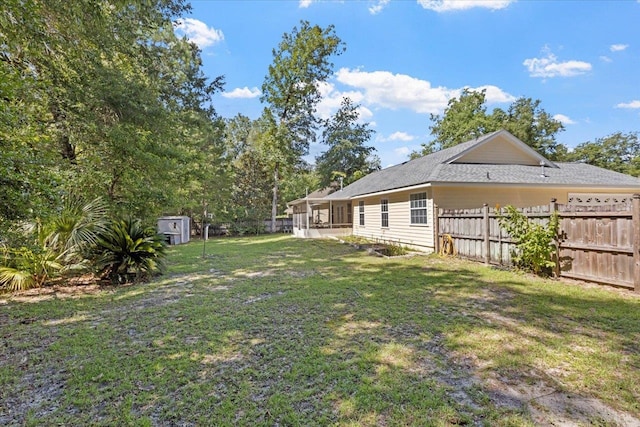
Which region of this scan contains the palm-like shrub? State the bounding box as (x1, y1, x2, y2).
(0, 247, 63, 292)
(0, 196, 108, 292)
(95, 218, 166, 284)
(42, 196, 108, 265)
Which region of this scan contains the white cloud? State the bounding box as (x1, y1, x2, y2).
(316, 81, 367, 120)
(174, 18, 224, 48)
(222, 87, 261, 99)
(394, 146, 411, 156)
(417, 0, 513, 12)
(357, 106, 374, 121)
(553, 114, 575, 125)
(369, 0, 391, 14)
(523, 50, 591, 78)
(600, 55, 612, 63)
(299, 0, 313, 8)
(473, 85, 517, 103)
(333, 68, 514, 114)
(616, 100, 640, 109)
(610, 44, 628, 52)
(386, 132, 415, 142)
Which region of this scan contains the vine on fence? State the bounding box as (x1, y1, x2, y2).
(498, 205, 559, 276)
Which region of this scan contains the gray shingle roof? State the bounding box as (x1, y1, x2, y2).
(326, 131, 640, 199)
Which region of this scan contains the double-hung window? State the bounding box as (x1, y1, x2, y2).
(410, 192, 427, 225)
(381, 199, 389, 228)
(358, 201, 365, 226)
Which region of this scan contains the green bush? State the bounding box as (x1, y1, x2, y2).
(0, 246, 63, 292)
(0, 195, 107, 292)
(498, 205, 559, 276)
(228, 221, 265, 236)
(94, 218, 166, 284)
(382, 243, 408, 257)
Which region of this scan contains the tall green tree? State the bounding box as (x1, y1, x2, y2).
(316, 97, 378, 188)
(279, 162, 320, 212)
(493, 97, 565, 159)
(173, 114, 229, 235)
(1, 0, 224, 233)
(427, 88, 492, 152)
(260, 20, 344, 232)
(414, 89, 566, 160)
(565, 132, 640, 176)
(218, 115, 272, 224)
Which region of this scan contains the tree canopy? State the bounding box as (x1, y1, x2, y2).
(1, 0, 224, 237)
(260, 20, 345, 231)
(315, 98, 378, 188)
(415, 89, 566, 160)
(2, 3, 638, 252)
(564, 132, 640, 177)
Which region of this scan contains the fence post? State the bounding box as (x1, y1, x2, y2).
(550, 198, 560, 278)
(633, 194, 640, 293)
(434, 204, 440, 254)
(483, 203, 490, 265)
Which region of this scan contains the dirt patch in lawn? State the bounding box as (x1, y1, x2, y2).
(485, 375, 640, 426)
(2, 261, 639, 426)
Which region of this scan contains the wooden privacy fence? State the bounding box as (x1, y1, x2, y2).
(435, 195, 640, 292)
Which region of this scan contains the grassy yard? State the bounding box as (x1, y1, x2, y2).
(1, 235, 639, 426)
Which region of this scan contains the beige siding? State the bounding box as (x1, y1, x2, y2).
(455, 136, 539, 165)
(352, 188, 435, 252)
(348, 184, 637, 252)
(432, 186, 638, 210)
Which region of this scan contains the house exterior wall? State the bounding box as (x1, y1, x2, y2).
(352, 188, 435, 252)
(348, 185, 637, 253)
(431, 185, 637, 209)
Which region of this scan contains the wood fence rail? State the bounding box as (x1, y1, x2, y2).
(435, 194, 640, 292)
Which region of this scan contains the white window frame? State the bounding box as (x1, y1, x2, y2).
(358, 201, 365, 226)
(410, 192, 428, 225)
(381, 199, 389, 228)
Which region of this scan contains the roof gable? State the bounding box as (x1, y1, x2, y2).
(445, 130, 557, 168)
(322, 130, 640, 200)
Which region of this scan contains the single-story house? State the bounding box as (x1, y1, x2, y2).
(287, 130, 640, 252)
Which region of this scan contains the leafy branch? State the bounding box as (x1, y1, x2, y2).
(498, 205, 559, 276)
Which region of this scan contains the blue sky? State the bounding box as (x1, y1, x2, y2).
(176, 0, 640, 167)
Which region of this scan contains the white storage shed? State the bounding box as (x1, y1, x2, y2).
(157, 216, 190, 245)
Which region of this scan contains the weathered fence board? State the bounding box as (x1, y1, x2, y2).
(437, 195, 640, 291)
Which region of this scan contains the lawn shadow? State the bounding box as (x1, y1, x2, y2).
(2, 236, 639, 425)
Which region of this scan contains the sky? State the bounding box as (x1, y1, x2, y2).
(175, 0, 640, 168)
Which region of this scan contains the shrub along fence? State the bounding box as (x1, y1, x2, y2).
(435, 195, 640, 292)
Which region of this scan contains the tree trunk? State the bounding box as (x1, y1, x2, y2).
(51, 104, 77, 163)
(59, 133, 77, 163)
(271, 163, 279, 233)
(108, 171, 121, 201)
